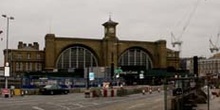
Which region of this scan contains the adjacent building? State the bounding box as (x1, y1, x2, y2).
(3, 41, 44, 77)
(181, 53, 220, 77)
(198, 54, 220, 77)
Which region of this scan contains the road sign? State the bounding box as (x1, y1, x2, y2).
(4, 67, 10, 77)
(89, 72, 95, 81)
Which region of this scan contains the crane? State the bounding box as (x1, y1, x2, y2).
(171, 32, 182, 52)
(171, 0, 203, 56)
(209, 32, 220, 53)
(0, 30, 3, 41)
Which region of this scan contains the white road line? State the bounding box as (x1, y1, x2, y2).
(71, 103, 84, 108)
(32, 106, 45, 110)
(92, 102, 99, 105)
(47, 102, 71, 110)
(128, 103, 145, 109)
(128, 98, 163, 109)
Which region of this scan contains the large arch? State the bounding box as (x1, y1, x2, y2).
(118, 47, 153, 70)
(56, 45, 98, 70)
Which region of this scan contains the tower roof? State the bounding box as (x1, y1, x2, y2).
(102, 17, 118, 26)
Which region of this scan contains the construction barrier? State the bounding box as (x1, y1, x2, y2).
(101, 89, 117, 97)
(111, 89, 114, 97)
(13, 89, 21, 96)
(1, 89, 11, 98)
(92, 90, 96, 97)
(103, 89, 107, 97)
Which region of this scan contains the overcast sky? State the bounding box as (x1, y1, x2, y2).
(0, 0, 220, 66)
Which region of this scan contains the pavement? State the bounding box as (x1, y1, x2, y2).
(196, 96, 220, 110)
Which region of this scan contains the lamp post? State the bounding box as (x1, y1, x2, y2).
(163, 77, 168, 110)
(2, 14, 14, 89)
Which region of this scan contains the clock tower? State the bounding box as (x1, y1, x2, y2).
(102, 17, 118, 38)
(102, 17, 119, 77)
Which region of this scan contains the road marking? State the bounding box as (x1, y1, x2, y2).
(92, 102, 99, 105)
(128, 97, 163, 109)
(32, 106, 45, 110)
(128, 103, 145, 109)
(47, 102, 71, 110)
(72, 103, 84, 107)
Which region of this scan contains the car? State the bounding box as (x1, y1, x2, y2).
(39, 84, 69, 95)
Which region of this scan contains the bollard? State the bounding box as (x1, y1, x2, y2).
(158, 88, 161, 93)
(92, 90, 97, 97)
(111, 89, 114, 97)
(84, 90, 90, 98)
(149, 89, 152, 94)
(25, 90, 28, 95)
(142, 89, 146, 95)
(21, 90, 24, 96)
(103, 89, 107, 97)
(10, 90, 13, 97)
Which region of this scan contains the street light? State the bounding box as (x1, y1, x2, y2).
(2, 14, 14, 89)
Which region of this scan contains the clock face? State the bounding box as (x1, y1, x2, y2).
(109, 27, 114, 33)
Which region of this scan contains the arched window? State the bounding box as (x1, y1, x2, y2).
(119, 48, 153, 69)
(56, 46, 98, 69)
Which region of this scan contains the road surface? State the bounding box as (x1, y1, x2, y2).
(0, 91, 165, 110)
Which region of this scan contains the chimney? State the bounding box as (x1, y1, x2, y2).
(33, 42, 39, 50)
(28, 43, 32, 47)
(23, 43, 27, 48)
(18, 41, 23, 49)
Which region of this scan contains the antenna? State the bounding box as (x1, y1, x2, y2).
(109, 12, 112, 21)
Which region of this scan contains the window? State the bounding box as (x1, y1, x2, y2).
(35, 63, 42, 71)
(16, 62, 19, 71)
(17, 54, 22, 59)
(29, 63, 32, 71)
(20, 63, 23, 71)
(27, 53, 31, 59)
(25, 63, 28, 71)
(119, 48, 153, 69)
(56, 46, 98, 69)
(37, 54, 41, 59)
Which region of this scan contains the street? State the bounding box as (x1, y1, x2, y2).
(0, 91, 164, 110)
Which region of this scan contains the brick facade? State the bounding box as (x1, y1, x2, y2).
(44, 19, 177, 71)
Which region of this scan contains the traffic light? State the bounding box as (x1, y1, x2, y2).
(193, 56, 198, 76)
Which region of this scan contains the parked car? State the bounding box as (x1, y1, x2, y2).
(39, 84, 69, 95)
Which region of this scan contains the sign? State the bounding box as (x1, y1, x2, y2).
(4, 67, 10, 77)
(1, 89, 10, 95)
(114, 67, 123, 74)
(89, 72, 95, 81)
(139, 70, 144, 79)
(139, 73, 144, 79)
